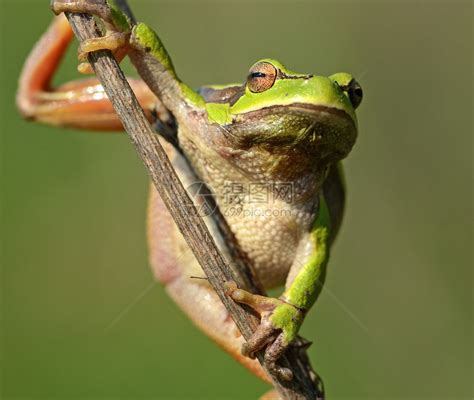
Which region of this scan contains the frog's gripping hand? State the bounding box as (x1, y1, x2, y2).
(225, 282, 302, 381)
(50, 0, 130, 73)
(50, 0, 197, 120)
(226, 197, 331, 381)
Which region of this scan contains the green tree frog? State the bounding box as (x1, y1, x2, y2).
(17, 0, 362, 392)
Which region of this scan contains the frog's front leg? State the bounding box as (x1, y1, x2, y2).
(227, 198, 331, 380)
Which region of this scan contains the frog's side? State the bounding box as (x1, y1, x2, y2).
(17, 0, 362, 392)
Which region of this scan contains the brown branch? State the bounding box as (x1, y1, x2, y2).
(64, 5, 322, 399)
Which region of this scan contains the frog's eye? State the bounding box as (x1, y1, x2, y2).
(346, 79, 363, 109)
(247, 62, 277, 93)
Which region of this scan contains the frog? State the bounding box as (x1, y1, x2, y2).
(17, 0, 362, 393)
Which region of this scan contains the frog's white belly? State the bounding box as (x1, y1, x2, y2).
(220, 198, 312, 288)
(162, 194, 314, 289)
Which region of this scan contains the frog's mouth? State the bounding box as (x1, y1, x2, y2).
(231, 103, 358, 161)
(282, 103, 356, 127)
(235, 103, 355, 122)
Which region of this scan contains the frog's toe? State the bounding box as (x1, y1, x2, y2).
(51, 0, 114, 24)
(225, 281, 280, 313)
(77, 31, 129, 61)
(263, 333, 293, 381)
(78, 62, 94, 74)
(241, 319, 278, 359)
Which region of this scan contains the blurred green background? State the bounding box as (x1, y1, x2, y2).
(1, 1, 472, 399)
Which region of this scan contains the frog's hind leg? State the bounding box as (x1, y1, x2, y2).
(147, 184, 270, 384)
(17, 14, 156, 131)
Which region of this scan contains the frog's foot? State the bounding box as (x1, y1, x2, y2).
(225, 281, 305, 381)
(51, 0, 131, 74)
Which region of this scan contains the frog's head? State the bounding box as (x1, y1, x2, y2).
(224, 59, 362, 165)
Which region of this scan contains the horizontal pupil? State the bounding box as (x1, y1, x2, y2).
(251, 72, 266, 78)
